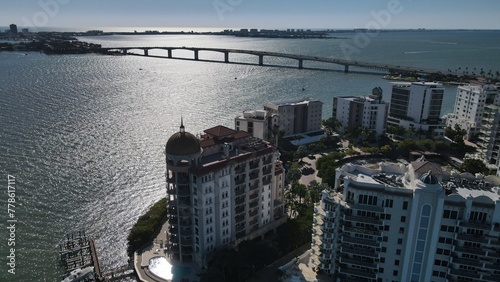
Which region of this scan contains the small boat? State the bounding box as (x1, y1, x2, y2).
(61, 266, 94, 282)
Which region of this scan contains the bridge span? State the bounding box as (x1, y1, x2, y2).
(100, 46, 446, 75)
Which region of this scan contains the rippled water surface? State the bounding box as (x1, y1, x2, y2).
(1, 30, 499, 281)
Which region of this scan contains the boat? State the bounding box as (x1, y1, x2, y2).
(61, 266, 94, 282)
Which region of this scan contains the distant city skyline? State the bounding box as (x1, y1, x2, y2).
(1, 0, 500, 31)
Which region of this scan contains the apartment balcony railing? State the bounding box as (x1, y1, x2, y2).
(454, 245, 485, 256)
(249, 181, 259, 191)
(343, 226, 380, 236)
(249, 192, 259, 200)
(249, 209, 258, 217)
(236, 224, 245, 232)
(341, 234, 380, 247)
(235, 187, 245, 196)
(449, 268, 480, 279)
(460, 220, 491, 230)
(263, 178, 271, 185)
(249, 172, 259, 180)
(339, 257, 377, 269)
(451, 257, 482, 267)
(343, 214, 382, 225)
(235, 197, 245, 205)
(339, 266, 377, 279)
(235, 214, 245, 223)
(249, 161, 260, 170)
(249, 200, 259, 209)
(456, 233, 487, 243)
(340, 245, 378, 258)
(235, 178, 246, 185)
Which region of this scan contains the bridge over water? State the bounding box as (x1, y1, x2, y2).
(100, 46, 447, 75)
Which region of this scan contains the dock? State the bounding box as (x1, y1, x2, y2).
(59, 231, 136, 281)
(59, 230, 102, 281)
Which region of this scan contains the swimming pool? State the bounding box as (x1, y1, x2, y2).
(148, 257, 190, 280)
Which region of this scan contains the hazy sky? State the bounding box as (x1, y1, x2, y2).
(2, 0, 499, 30)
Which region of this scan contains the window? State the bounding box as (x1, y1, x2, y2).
(398, 238, 403, 245)
(395, 260, 400, 266)
(379, 268, 384, 273)
(393, 270, 398, 276)
(381, 247, 387, 253)
(401, 216, 406, 223)
(380, 257, 385, 263)
(396, 249, 401, 255)
(402, 201, 408, 210)
(399, 227, 405, 234)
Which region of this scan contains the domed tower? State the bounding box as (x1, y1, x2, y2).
(165, 119, 202, 263)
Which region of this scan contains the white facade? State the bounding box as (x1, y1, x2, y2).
(165, 125, 286, 267)
(235, 110, 277, 141)
(387, 82, 445, 138)
(332, 90, 388, 138)
(264, 99, 323, 137)
(446, 84, 499, 140)
(311, 157, 500, 282)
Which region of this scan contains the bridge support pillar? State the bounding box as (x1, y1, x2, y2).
(167, 49, 172, 58)
(259, 55, 263, 66)
(344, 65, 349, 73)
(144, 49, 148, 56)
(224, 52, 229, 63)
(298, 59, 303, 69)
(194, 50, 199, 60)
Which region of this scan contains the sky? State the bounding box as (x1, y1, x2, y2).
(1, 0, 499, 31)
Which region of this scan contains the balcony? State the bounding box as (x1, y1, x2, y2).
(340, 257, 377, 269)
(235, 178, 246, 185)
(339, 266, 377, 279)
(235, 206, 245, 215)
(236, 224, 245, 232)
(262, 166, 272, 175)
(249, 172, 259, 180)
(180, 237, 193, 245)
(249, 217, 258, 225)
(451, 257, 482, 267)
(456, 233, 487, 243)
(485, 251, 500, 258)
(263, 157, 272, 165)
(249, 181, 259, 191)
(449, 268, 480, 279)
(249, 200, 259, 209)
(343, 214, 381, 225)
(454, 245, 485, 256)
(483, 274, 500, 282)
(249, 209, 258, 217)
(235, 166, 245, 174)
(343, 226, 380, 236)
(249, 192, 259, 200)
(340, 245, 378, 258)
(263, 178, 271, 185)
(235, 214, 245, 223)
(235, 196, 245, 205)
(249, 161, 260, 170)
(341, 234, 379, 247)
(460, 220, 491, 230)
(235, 186, 245, 196)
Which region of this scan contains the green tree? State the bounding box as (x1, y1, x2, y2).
(460, 159, 489, 174)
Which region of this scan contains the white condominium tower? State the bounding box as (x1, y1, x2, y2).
(332, 87, 388, 138)
(311, 157, 500, 282)
(446, 84, 499, 140)
(165, 121, 286, 267)
(387, 82, 445, 138)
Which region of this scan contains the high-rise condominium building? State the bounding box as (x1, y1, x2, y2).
(263, 99, 323, 137)
(332, 87, 388, 138)
(446, 84, 499, 140)
(387, 82, 445, 138)
(311, 157, 500, 282)
(165, 122, 286, 267)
